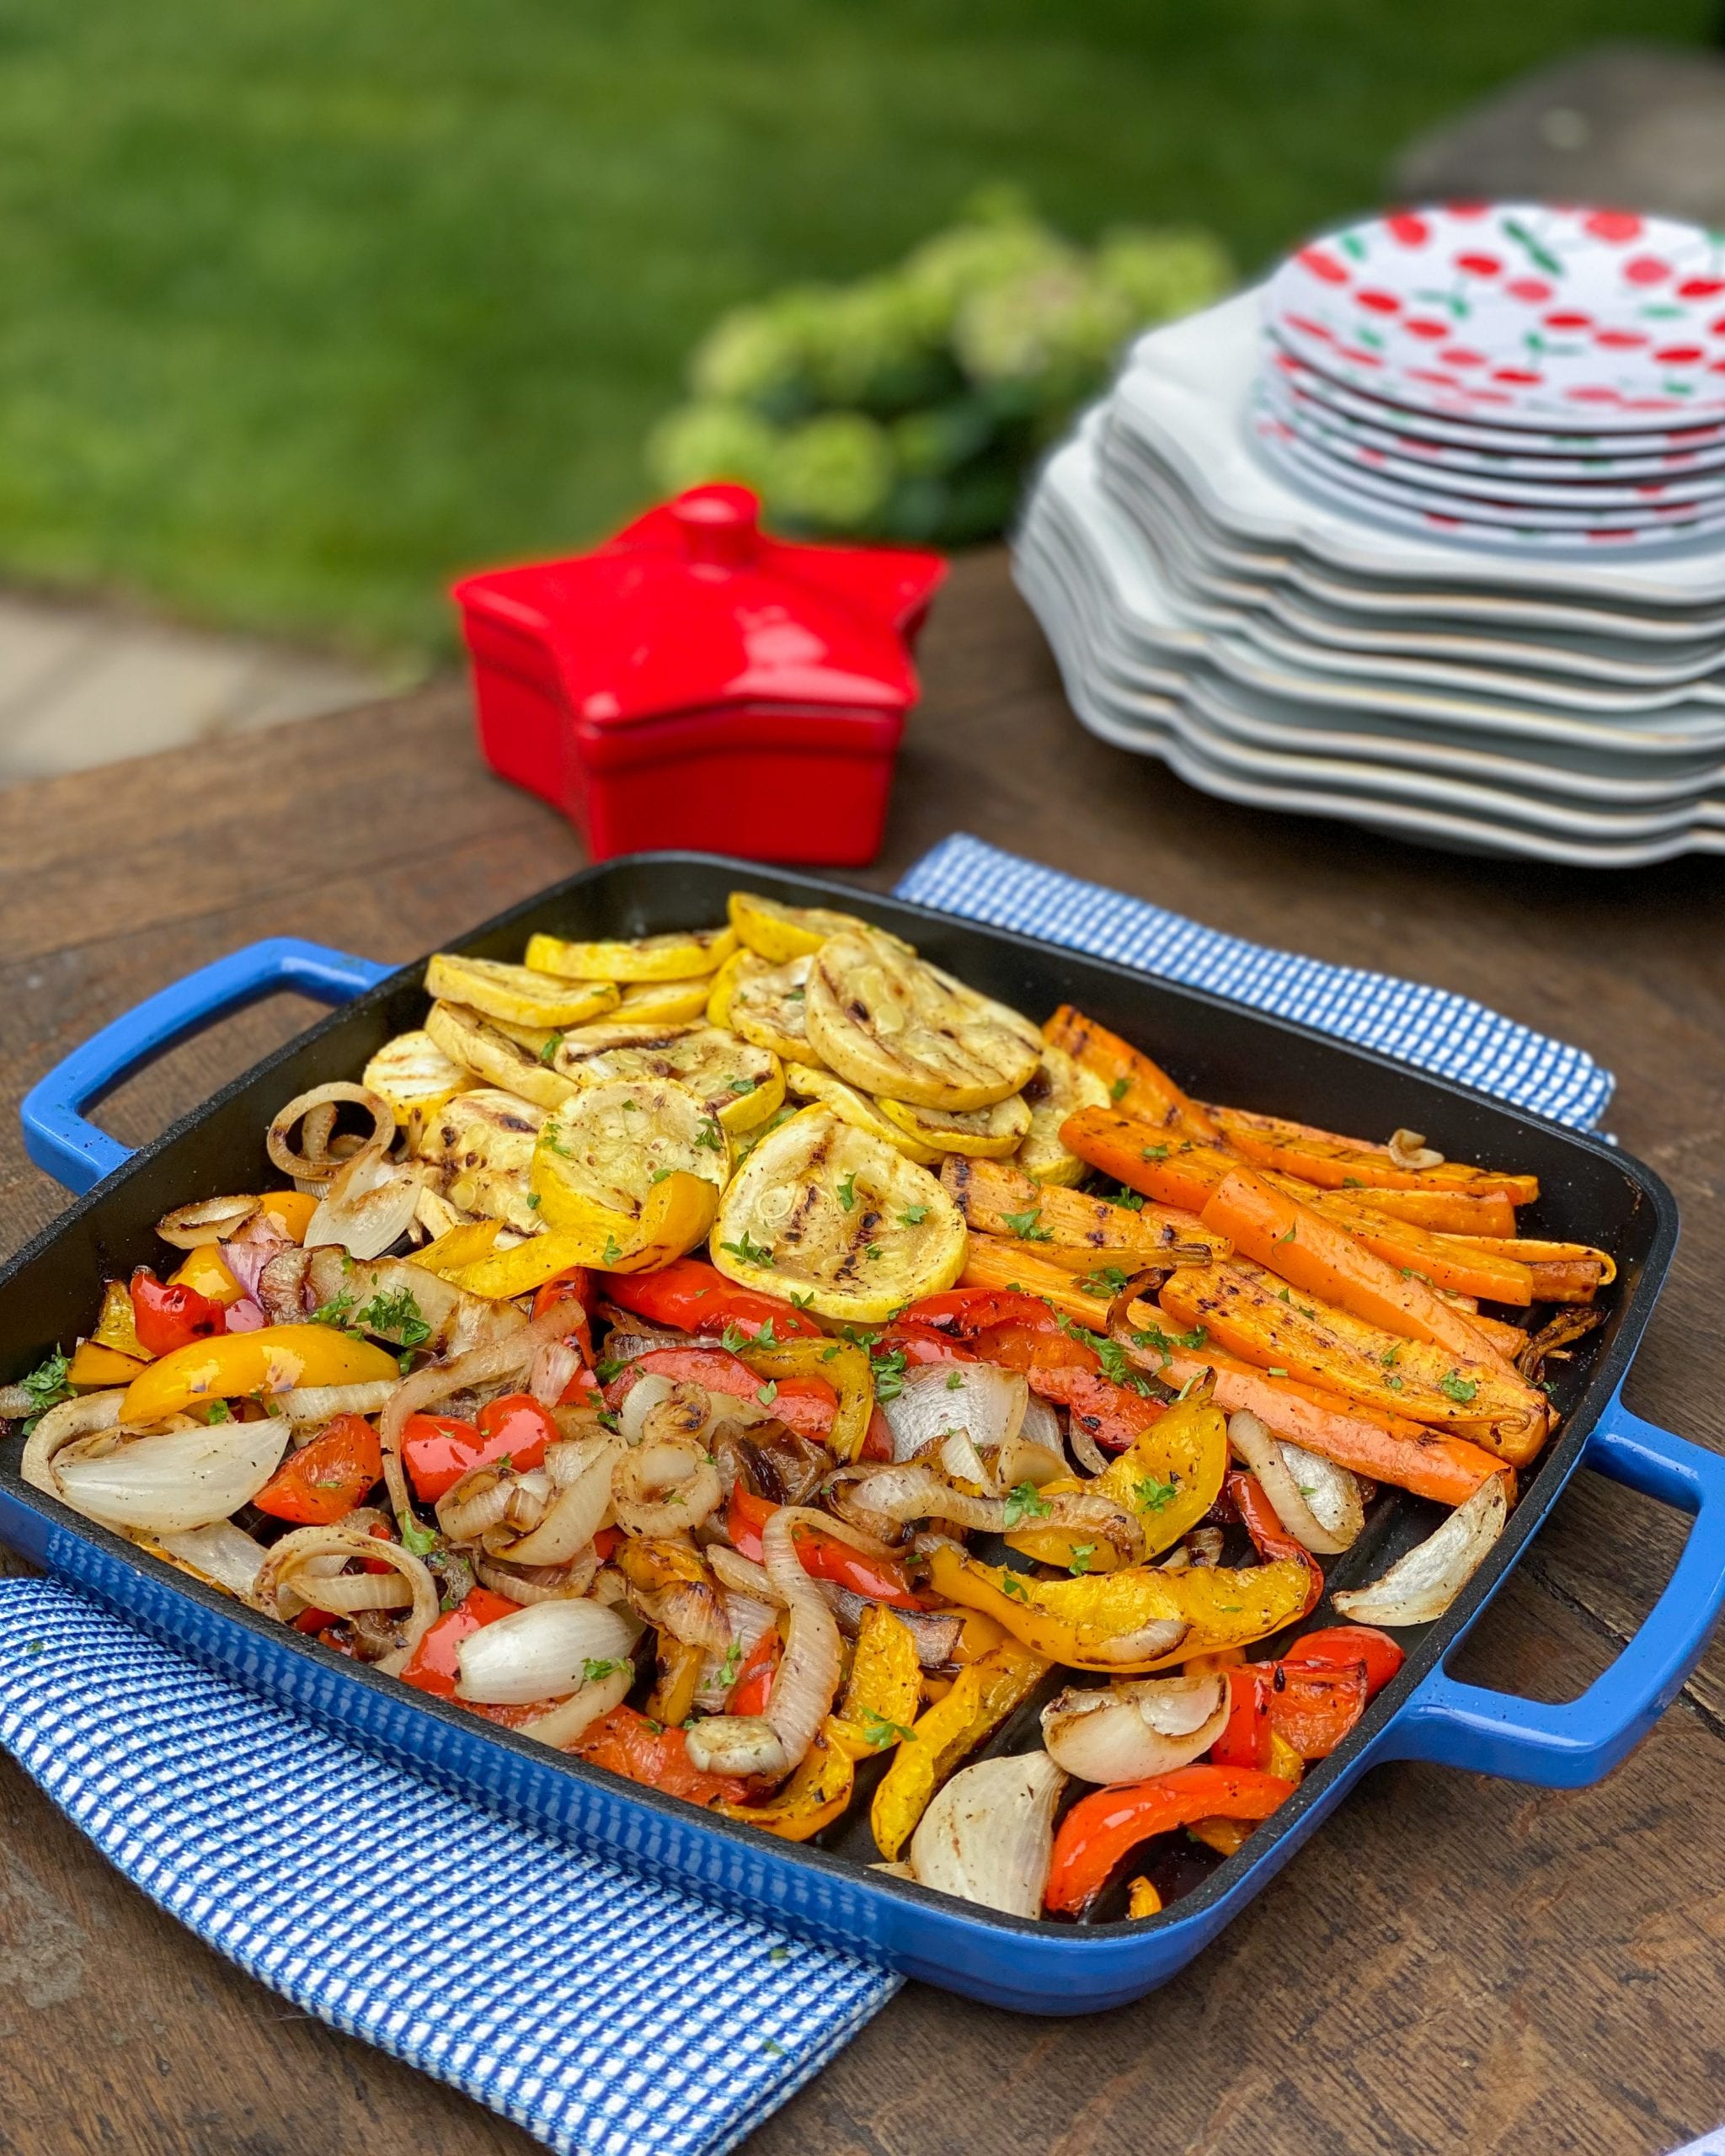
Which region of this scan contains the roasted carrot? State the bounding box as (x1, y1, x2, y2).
(940, 1155, 1227, 1260)
(1155, 1261, 1548, 1465)
(1060, 1107, 1238, 1214)
(958, 1238, 1114, 1328)
(1272, 1186, 1536, 1305)
(1148, 1343, 1510, 1508)
(1311, 1182, 1519, 1237)
(1199, 1166, 1511, 1369)
(1044, 1007, 1222, 1144)
(1210, 1105, 1540, 1206)
(1446, 1237, 1615, 1304)
(1443, 1306, 1529, 1359)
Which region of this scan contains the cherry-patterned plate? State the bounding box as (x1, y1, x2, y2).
(1265, 205, 1725, 431)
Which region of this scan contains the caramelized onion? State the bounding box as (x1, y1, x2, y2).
(268, 1083, 394, 1184)
(155, 1194, 260, 1249)
(259, 1524, 439, 1673)
(1041, 1674, 1227, 1784)
(909, 1752, 1065, 1918)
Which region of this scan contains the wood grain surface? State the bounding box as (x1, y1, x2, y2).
(2, 550, 1723, 2156)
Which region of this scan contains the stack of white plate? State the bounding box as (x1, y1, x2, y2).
(1014, 204, 1725, 865)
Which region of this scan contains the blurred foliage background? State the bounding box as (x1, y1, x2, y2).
(0, 0, 1710, 659)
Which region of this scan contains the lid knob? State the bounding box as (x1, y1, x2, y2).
(670, 484, 761, 568)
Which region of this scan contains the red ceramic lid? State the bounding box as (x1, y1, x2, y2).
(454, 486, 946, 727)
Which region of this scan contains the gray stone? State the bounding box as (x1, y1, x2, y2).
(1394, 40, 1725, 226)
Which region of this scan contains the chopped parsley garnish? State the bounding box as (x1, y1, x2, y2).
(945, 1370, 964, 1390)
(1003, 1481, 1052, 1529)
(864, 1242, 883, 1260)
(1079, 1265, 1132, 1297)
(1109, 1075, 1131, 1102)
(1279, 1222, 1297, 1243)
(859, 1707, 916, 1748)
(649, 1166, 671, 1184)
(307, 1289, 357, 1330)
(601, 1235, 623, 1266)
(595, 1356, 626, 1383)
(718, 1641, 744, 1689)
(788, 1291, 814, 1310)
(538, 1124, 574, 1158)
(1131, 1320, 1207, 1360)
(14, 1349, 73, 1434)
(1000, 1208, 1051, 1242)
(996, 1570, 1031, 1602)
(1268, 1366, 1289, 1378)
(398, 1513, 441, 1556)
(720, 1322, 748, 1354)
(1053, 1311, 1153, 1392)
(204, 1399, 232, 1423)
(836, 1171, 857, 1212)
(1067, 1543, 1098, 1575)
(1439, 1371, 1479, 1404)
(694, 1121, 726, 1152)
(582, 1657, 625, 1683)
(1140, 1144, 1169, 1162)
(621, 1098, 638, 1112)
(756, 1380, 779, 1406)
(1381, 1344, 1402, 1369)
(1131, 1471, 1179, 1515)
(898, 1204, 929, 1227)
(538, 1033, 564, 1065)
(728, 1075, 759, 1095)
(356, 1286, 431, 1352)
(868, 1343, 908, 1402)
(1112, 1186, 1146, 1212)
(784, 985, 805, 1001)
(526, 1192, 542, 1209)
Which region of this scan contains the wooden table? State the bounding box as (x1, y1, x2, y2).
(3, 550, 1724, 2156)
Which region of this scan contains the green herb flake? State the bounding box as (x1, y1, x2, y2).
(1003, 1481, 1052, 1529)
(1000, 1208, 1052, 1242)
(1439, 1371, 1479, 1404)
(204, 1399, 232, 1423)
(945, 1370, 964, 1391)
(694, 1121, 726, 1152)
(836, 1171, 857, 1212)
(1131, 1471, 1179, 1515)
(756, 1380, 778, 1406)
(1140, 1144, 1169, 1162)
(720, 1322, 749, 1355)
(997, 1571, 1031, 1603)
(1079, 1265, 1131, 1297)
(899, 1204, 929, 1227)
(582, 1657, 625, 1684)
(398, 1513, 441, 1556)
(859, 1706, 917, 1749)
(721, 1233, 775, 1268)
(601, 1235, 623, 1266)
(356, 1285, 431, 1352)
(538, 1033, 564, 1065)
(307, 1289, 357, 1330)
(728, 1075, 759, 1095)
(1067, 1543, 1098, 1576)
(1113, 1186, 1146, 1212)
(1109, 1075, 1131, 1103)
(1268, 1366, 1289, 1379)
(788, 1290, 814, 1310)
(868, 1343, 908, 1402)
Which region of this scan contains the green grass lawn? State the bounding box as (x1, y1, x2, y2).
(0, 0, 1709, 659)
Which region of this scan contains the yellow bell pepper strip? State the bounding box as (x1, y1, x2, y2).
(830, 1604, 925, 1761)
(870, 1640, 1048, 1860)
(737, 1333, 874, 1463)
(1126, 1876, 1162, 1919)
(66, 1340, 147, 1389)
(1009, 1386, 1229, 1573)
(258, 1188, 319, 1242)
(529, 1166, 719, 1274)
(1205, 1105, 1540, 1205)
(1156, 1260, 1549, 1466)
(714, 1721, 854, 1842)
(1043, 1007, 1225, 1145)
(1186, 1816, 1254, 1860)
(120, 1324, 401, 1423)
(91, 1280, 149, 1362)
(449, 1227, 608, 1300)
(926, 1541, 1311, 1674)
(412, 1219, 503, 1278)
(168, 1245, 244, 1308)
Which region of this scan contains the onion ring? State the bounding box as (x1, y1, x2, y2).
(267, 1083, 393, 1185)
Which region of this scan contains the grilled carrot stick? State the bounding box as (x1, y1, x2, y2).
(1060, 1107, 1238, 1214)
(1044, 1007, 1222, 1144)
(940, 1155, 1227, 1260)
(1156, 1261, 1548, 1465)
(1148, 1343, 1510, 1508)
(958, 1239, 1114, 1326)
(1267, 1185, 1536, 1305)
(1315, 1183, 1520, 1236)
(1210, 1105, 1540, 1206)
(1446, 1237, 1615, 1303)
(1199, 1166, 1512, 1369)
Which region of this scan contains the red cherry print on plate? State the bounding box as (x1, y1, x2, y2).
(1443, 202, 1487, 218)
(1583, 211, 1642, 242)
(1594, 328, 1648, 350)
(1354, 290, 1400, 313)
(1491, 368, 1542, 385)
(1338, 345, 1384, 366)
(1454, 252, 1501, 276)
(1623, 255, 1672, 286)
(1654, 345, 1704, 365)
(1285, 312, 1334, 342)
(1544, 311, 1591, 330)
(1385, 212, 1429, 246)
(1438, 347, 1485, 368)
(1297, 248, 1349, 285)
(1679, 277, 1725, 300)
(1505, 278, 1553, 302)
(1402, 318, 1450, 340)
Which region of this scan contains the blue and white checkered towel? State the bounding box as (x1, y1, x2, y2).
(0, 835, 1617, 2156)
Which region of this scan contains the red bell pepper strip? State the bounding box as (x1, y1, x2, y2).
(1229, 1470, 1323, 1617)
(725, 1486, 923, 1609)
(253, 1413, 382, 1525)
(397, 1587, 522, 1700)
(401, 1391, 559, 1503)
(613, 1346, 836, 1443)
(1211, 1664, 1274, 1770)
(1046, 1765, 1296, 1915)
(898, 1289, 1067, 1340)
(1264, 1660, 1370, 1761)
(1282, 1624, 1404, 1699)
(861, 1405, 895, 1462)
(729, 1623, 781, 1716)
(874, 1324, 978, 1370)
(602, 1258, 822, 1341)
(1026, 1364, 1165, 1451)
(531, 1267, 595, 1363)
(129, 1267, 227, 1357)
(569, 1705, 750, 1806)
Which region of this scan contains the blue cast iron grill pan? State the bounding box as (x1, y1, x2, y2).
(0, 851, 1716, 2016)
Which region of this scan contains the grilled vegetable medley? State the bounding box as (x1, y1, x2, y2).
(3, 893, 1617, 1921)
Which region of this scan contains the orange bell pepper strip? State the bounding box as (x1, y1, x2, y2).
(1156, 1263, 1548, 1465)
(1229, 1470, 1322, 1618)
(167, 1245, 245, 1309)
(1046, 1765, 1295, 1914)
(254, 1413, 383, 1524)
(1059, 1107, 1239, 1215)
(570, 1705, 750, 1806)
(1200, 1166, 1513, 1369)
(1207, 1106, 1540, 1205)
(1043, 1007, 1223, 1143)
(66, 1340, 148, 1389)
(1151, 1341, 1508, 1508)
(258, 1189, 319, 1241)
(120, 1323, 400, 1423)
(939, 1155, 1227, 1262)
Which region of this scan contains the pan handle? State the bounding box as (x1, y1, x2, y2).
(20, 939, 392, 1195)
(1379, 1390, 1725, 1788)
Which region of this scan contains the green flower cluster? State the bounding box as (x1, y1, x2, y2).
(647, 195, 1231, 547)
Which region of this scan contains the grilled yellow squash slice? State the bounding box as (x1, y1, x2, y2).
(804, 930, 1041, 1112)
(524, 926, 735, 982)
(410, 1086, 546, 1234)
(1014, 1045, 1111, 1185)
(718, 952, 820, 1065)
(530, 1080, 724, 1269)
(425, 954, 619, 1029)
(552, 1025, 784, 1133)
(425, 1001, 579, 1113)
(875, 1091, 1032, 1160)
(782, 1065, 939, 1164)
(727, 890, 883, 963)
(710, 1105, 964, 1322)
(362, 1029, 474, 1134)
(615, 978, 713, 1023)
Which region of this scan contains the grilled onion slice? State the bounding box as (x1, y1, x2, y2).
(711, 1106, 965, 1321)
(877, 1091, 1032, 1160)
(1013, 1045, 1110, 1186)
(553, 1024, 785, 1133)
(424, 953, 619, 1030)
(804, 930, 1041, 1111)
